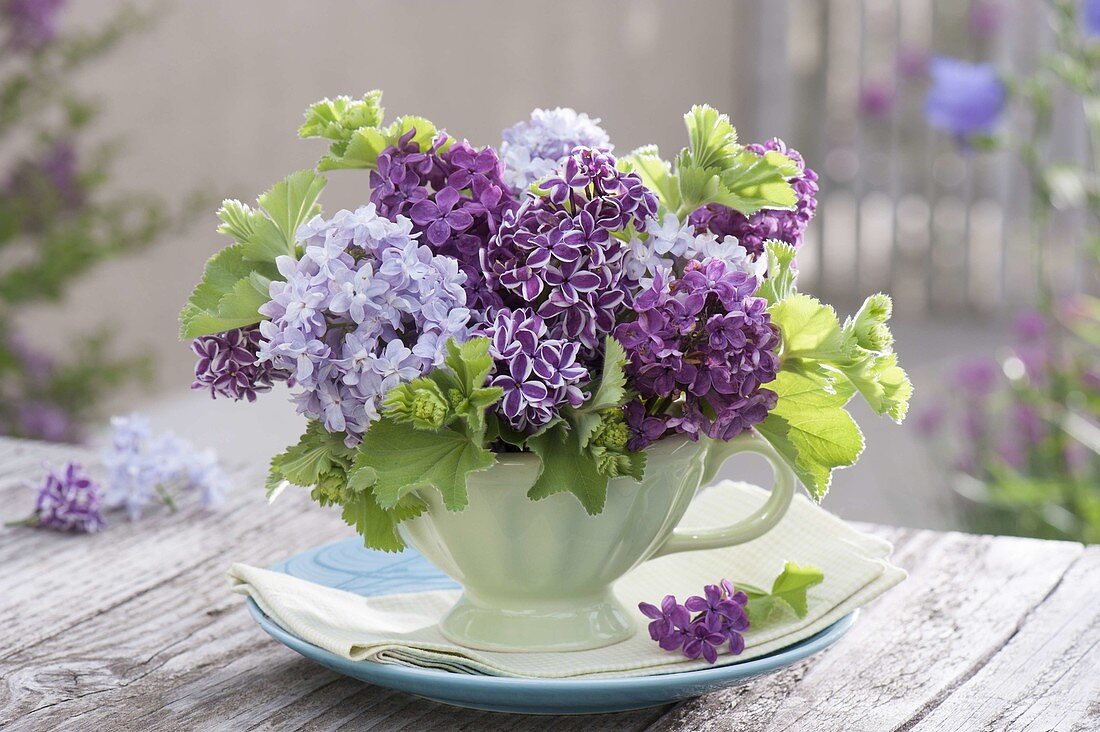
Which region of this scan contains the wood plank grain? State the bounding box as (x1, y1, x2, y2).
(909, 546, 1100, 732)
(650, 530, 1085, 732)
(0, 452, 340, 657)
(0, 459, 665, 731)
(4, 437, 1094, 732)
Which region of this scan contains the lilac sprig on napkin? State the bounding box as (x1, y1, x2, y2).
(640, 563, 824, 664)
(639, 580, 750, 663)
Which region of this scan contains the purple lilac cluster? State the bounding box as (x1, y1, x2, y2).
(257, 205, 473, 443)
(0, 330, 78, 442)
(485, 147, 659, 354)
(102, 414, 230, 519)
(6, 141, 84, 231)
(498, 107, 612, 191)
(191, 325, 287, 402)
(482, 308, 587, 431)
(689, 139, 819, 258)
(639, 580, 750, 663)
(3, 0, 64, 51)
(369, 130, 517, 312)
(29, 461, 105, 533)
(614, 259, 780, 449)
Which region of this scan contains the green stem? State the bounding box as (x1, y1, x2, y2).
(156, 485, 179, 513)
(3, 515, 38, 528)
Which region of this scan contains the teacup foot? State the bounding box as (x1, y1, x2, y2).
(438, 590, 636, 652)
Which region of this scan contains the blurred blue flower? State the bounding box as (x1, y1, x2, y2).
(1085, 0, 1100, 36)
(923, 57, 1006, 137)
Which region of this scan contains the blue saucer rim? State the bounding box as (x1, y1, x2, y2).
(245, 596, 858, 688)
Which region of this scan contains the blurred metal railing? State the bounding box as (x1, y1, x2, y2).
(737, 0, 1091, 315)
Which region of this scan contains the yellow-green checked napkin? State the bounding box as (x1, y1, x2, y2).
(229, 482, 905, 678)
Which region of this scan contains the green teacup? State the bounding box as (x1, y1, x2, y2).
(399, 432, 795, 652)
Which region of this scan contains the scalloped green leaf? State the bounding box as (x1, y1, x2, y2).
(360, 418, 496, 512)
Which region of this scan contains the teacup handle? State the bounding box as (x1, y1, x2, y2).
(652, 432, 796, 558)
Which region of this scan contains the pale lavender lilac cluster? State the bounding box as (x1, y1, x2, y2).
(614, 259, 780, 449)
(482, 308, 588, 431)
(625, 212, 767, 287)
(191, 325, 286, 402)
(257, 205, 473, 443)
(689, 139, 818, 257)
(486, 147, 659, 354)
(498, 107, 612, 191)
(28, 461, 105, 533)
(639, 579, 750, 663)
(102, 414, 230, 519)
(369, 130, 516, 312)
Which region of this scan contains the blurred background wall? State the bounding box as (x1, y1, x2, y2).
(11, 0, 1093, 531)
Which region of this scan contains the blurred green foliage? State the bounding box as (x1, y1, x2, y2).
(0, 3, 199, 441)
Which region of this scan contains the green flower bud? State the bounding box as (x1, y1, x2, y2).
(384, 380, 450, 430)
(411, 390, 448, 429)
(851, 293, 894, 352)
(590, 409, 630, 450)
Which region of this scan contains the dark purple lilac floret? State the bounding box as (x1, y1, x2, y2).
(639, 579, 750, 664)
(485, 147, 658, 353)
(689, 138, 818, 257)
(369, 130, 517, 312)
(615, 259, 780, 448)
(481, 308, 588, 431)
(31, 461, 106, 533)
(191, 326, 286, 402)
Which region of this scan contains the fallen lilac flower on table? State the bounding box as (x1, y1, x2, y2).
(6, 461, 106, 533)
(102, 413, 231, 520)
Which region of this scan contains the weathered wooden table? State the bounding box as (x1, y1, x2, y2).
(1, 437, 1097, 731)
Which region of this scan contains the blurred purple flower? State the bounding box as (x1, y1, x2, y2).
(1010, 401, 1045, 447)
(859, 81, 896, 118)
(29, 461, 105, 533)
(914, 401, 948, 437)
(1081, 368, 1100, 392)
(924, 57, 1006, 137)
(898, 47, 930, 79)
(1013, 309, 1047, 341)
(968, 0, 1002, 40)
(953, 357, 999, 395)
(102, 414, 231, 520)
(1084, 0, 1100, 36)
(17, 401, 74, 442)
(3, 0, 64, 51)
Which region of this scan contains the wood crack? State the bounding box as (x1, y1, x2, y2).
(891, 546, 1086, 732)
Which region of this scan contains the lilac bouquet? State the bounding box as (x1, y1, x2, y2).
(179, 92, 911, 550)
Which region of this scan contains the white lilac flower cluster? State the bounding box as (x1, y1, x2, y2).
(102, 414, 229, 519)
(499, 107, 613, 191)
(624, 213, 768, 288)
(257, 204, 473, 443)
